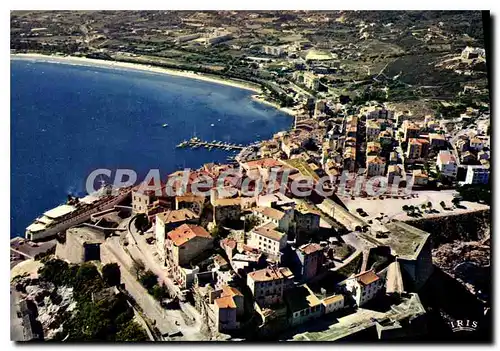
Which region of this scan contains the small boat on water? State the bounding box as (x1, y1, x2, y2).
(162, 123, 168, 127)
(210, 124, 215, 127)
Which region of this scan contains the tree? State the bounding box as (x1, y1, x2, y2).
(38, 259, 72, 286)
(151, 284, 168, 301)
(402, 205, 409, 211)
(131, 259, 145, 278)
(210, 225, 221, 239)
(134, 213, 150, 233)
(102, 263, 121, 287)
(440, 201, 446, 209)
(115, 321, 148, 342)
(139, 270, 158, 292)
(244, 215, 259, 232)
(74, 263, 104, 299)
(427, 201, 432, 208)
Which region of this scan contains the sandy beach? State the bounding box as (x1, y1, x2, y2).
(251, 94, 298, 116)
(12, 53, 299, 118)
(11, 53, 263, 94)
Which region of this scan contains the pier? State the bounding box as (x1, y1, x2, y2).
(176, 137, 246, 151)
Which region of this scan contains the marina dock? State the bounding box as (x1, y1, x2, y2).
(176, 137, 246, 151)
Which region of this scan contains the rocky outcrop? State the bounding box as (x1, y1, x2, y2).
(14, 276, 76, 340)
(405, 210, 490, 301)
(404, 210, 490, 247)
(432, 240, 490, 300)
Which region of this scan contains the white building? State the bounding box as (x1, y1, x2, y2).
(366, 156, 386, 177)
(469, 137, 484, 151)
(465, 165, 490, 185)
(204, 30, 232, 46)
(345, 270, 385, 307)
(248, 223, 287, 259)
(366, 120, 381, 142)
(364, 107, 394, 120)
(175, 33, 201, 44)
(321, 294, 345, 314)
(461, 46, 485, 60)
(436, 150, 458, 178)
(257, 193, 295, 209)
(251, 206, 294, 233)
(303, 71, 319, 90)
(263, 45, 287, 57)
(247, 266, 294, 307)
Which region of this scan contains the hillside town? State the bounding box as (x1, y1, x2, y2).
(11, 10, 491, 342)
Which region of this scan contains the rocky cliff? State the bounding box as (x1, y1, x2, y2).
(404, 210, 490, 301)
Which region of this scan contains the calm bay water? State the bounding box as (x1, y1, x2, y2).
(10, 58, 292, 238)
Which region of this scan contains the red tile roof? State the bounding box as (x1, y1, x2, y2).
(222, 285, 243, 297)
(167, 224, 212, 247)
(322, 294, 344, 305)
(214, 295, 236, 309)
(438, 151, 456, 164)
(221, 238, 237, 250)
(408, 138, 429, 145)
(355, 270, 380, 286)
(299, 243, 323, 255)
(252, 223, 285, 242)
(248, 266, 293, 282)
(245, 158, 284, 169)
(366, 156, 386, 165)
(253, 206, 286, 221)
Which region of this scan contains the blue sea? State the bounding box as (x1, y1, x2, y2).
(10, 58, 292, 238)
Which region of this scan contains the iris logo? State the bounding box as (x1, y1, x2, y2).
(449, 319, 478, 333)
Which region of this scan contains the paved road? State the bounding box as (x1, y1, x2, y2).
(126, 218, 205, 340)
(101, 236, 177, 337)
(101, 217, 205, 340)
(127, 218, 182, 298)
(10, 248, 34, 259)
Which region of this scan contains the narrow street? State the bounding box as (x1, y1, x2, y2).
(101, 236, 178, 337)
(100, 216, 206, 340)
(126, 218, 180, 297)
(126, 217, 206, 340)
